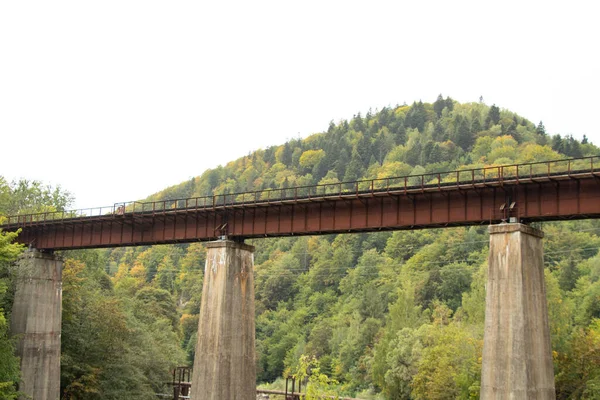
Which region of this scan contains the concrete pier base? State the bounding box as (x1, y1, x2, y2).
(480, 223, 555, 399)
(10, 250, 62, 400)
(191, 240, 256, 400)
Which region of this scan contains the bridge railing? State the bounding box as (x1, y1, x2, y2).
(3, 156, 599, 226)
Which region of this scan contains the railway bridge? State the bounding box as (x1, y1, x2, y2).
(3, 156, 600, 400)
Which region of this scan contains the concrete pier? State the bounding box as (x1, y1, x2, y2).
(10, 250, 62, 400)
(480, 224, 555, 399)
(191, 240, 256, 400)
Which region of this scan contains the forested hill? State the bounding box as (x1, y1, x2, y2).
(2, 97, 600, 399)
(145, 96, 595, 203)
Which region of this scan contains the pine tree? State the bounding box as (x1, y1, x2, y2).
(327, 120, 336, 134)
(551, 134, 564, 153)
(406, 101, 427, 132)
(454, 118, 474, 151)
(312, 157, 329, 182)
(264, 146, 276, 164)
(378, 107, 391, 127)
(281, 143, 293, 165)
(582, 135, 589, 144)
(335, 148, 350, 179)
(343, 149, 364, 182)
(393, 123, 407, 145)
(486, 104, 501, 127)
(405, 141, 422, 166)
(566, 136, 583, 158)
(433, 94, 446, 118)
(433, 121, 446, 142)
(357, 133, 372, 161)
(506, 121, 522, 143)
(445, 96, 454, 112)
(353, 113, 365, 133)
(429, 144, 443, 164)
(421, 141, 435, 165)
(471, 118, 482, 135)
(536, 121, 546, 136)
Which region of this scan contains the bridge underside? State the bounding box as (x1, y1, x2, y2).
(6, 173, 600, 250)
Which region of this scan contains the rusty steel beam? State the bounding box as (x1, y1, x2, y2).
(2, 158, 600, 250)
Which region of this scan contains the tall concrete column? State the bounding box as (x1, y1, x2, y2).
(191, 240, 255, 400)
(480, 223, 555, 399)
(10, 250, 62, 400)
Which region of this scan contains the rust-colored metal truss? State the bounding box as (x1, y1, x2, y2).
(3, 157, 600, 250)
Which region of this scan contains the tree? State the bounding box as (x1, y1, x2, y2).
(485, 104, 501, 128)
(454, 118, 475, 151)
(445, 96, 454, 112)
(551, 134, 565, 153)
(471, 117, 482, 134)
(383, 328, 422, 399)
(0, 179, 73, 216)
(352, 112, 366, 133)
(582, 134, 589, 144)
(0, 229, 24, 399)
(373, 127, 395, 164)
(433, 121, 447, 142)
(153, 255, 176, 292)
(555, 320, 600, 398)
(433, 94, 446, 118)
(343, 149, 364, 182)
(299, 150, 326, 171)
(134, 286, 178, 327)
(278, 143, 293, 165)
(405, 101, 427, 132)
(411, 306, 481, 399)
(536, 121, 546, 136)
(333, 148, 350, 179)
(294, 355, 339, 400)
(257, 253, 300, 310)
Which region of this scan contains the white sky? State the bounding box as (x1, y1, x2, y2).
(1, 0, 598, 210)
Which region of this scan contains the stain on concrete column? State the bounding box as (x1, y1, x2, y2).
(191, 240, 255, 400)
(480, 223, 555, 399)
(10, 250, 62, 400)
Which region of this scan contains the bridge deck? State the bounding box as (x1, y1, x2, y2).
(3, 157, 600, 250)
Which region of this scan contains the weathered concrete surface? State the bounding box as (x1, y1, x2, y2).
(191, 240, 256, 400)
(10, 250, 62, 400)
(480, 223, 555, 399)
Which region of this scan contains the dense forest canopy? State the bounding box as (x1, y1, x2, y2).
(2, 97, 600, 399)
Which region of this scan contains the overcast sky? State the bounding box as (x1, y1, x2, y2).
(1, 0, 598, 210)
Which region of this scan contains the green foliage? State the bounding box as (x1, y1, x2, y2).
(411, 307, 482, 399)
(294, 355, 340, 400)
(61, 257, 185, 399)
(485, 104, 500, 128)
(0, 178, 72, 216)
(555, 319, 600, 399)
(0, 274, 19, 399)
(299, 150, 326, 171)
(0, 228, 25, 398)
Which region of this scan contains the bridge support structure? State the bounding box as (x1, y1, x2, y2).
(481, 223, 555, 399)
(10, 250, 62, 400)
(191, 239, 256, 400)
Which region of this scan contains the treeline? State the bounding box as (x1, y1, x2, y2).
(2, 97, 600, 399)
